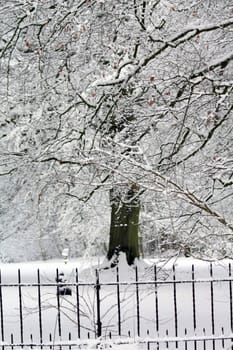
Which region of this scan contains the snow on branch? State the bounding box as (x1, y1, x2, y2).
(93, 18, 233, 88)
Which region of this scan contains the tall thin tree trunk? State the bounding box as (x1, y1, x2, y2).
(107, 184, 140, 266)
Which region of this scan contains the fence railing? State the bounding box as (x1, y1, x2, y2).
(0, 260, 233, 349)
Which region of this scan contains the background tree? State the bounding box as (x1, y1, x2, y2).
(0, 0, 232, 262)
(108, 184, 140, 266)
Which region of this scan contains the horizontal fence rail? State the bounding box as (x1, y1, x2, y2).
(1, 277, 233, 287)
(1, 334, 233, 349)
(0, 261, 232, 349)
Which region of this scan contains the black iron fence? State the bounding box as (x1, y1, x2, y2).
(0, 261, 233, 349)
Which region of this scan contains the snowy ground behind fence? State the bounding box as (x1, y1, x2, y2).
(0, 257, 233, 349)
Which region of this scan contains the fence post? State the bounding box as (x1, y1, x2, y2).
(95, 269, 102, 337)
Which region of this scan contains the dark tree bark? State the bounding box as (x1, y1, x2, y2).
(107, 184, 140, 266)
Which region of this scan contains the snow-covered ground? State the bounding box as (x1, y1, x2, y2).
(0, 256, 233, 349)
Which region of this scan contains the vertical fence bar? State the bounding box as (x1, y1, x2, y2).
(229, 263, 233, 350)
(135, 266, 140, 337)
(154, 265, 159, 334)
(18, 269, 24, 348)
(191, 264, 197, 350)
(203, 328, 206, 350)
(172, 264, 178, 348)
(30, 334, 33, 349)
(184, 328, 187, 350)
(0, 270, 4, 348)
(69, 332, 72, 350)
(11, 333, 14, 350)
(49, 333, 52, 350)
(165, 329, 169, 349)
(56, 269, 62, 340)
(95, 269, 102, 337)
(75, 268, 81, 338)
(221, 327, 225, 349)
(37, 269, 43, 349)
(210, 263, 215, 350)
(229, 264, 233, 332)
(192, 264, 197, 331)
(116, 266, 121, 336)
(154, 265, 159, 350)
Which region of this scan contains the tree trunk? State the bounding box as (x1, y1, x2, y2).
(107, 184, 140, 266)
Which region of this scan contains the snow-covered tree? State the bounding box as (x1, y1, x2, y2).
(0, 0, 233, 262)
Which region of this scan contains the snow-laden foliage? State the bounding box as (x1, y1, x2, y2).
(0, 0, 232, 261)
